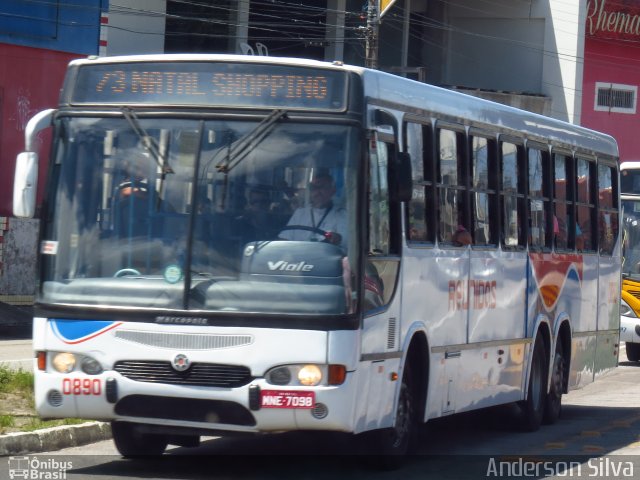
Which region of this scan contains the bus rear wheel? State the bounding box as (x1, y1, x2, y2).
(519, 334, 547, 432)
(543, 341, 565, 424)
(111, 421, 168, 457)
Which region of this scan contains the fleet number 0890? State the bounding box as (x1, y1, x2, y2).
(62, 378, 102, 395)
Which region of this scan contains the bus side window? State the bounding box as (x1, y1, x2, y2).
(598, 163, 619, 256)
(404, 121, 433, 244)
(553, 152, 573, 251)
(437, 127, 467, 245)
(576, 157, 596, 252)
(470, 134, 497, 246)
(500, 141, 525, 248)
(367, 136, 401, 311)
(527, 146, 551, 250)
(369, 139, 391, 256)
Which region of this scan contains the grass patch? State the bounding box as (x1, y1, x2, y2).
(0, 367, 34, 395)
(0, 366, 91, 434)
(0, 414, 15, 429)
(21, 417, 87, 432)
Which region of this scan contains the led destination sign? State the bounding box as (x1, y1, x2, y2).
(70, 62, 348, 110)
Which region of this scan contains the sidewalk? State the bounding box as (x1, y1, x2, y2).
(0, 422, 112, 456)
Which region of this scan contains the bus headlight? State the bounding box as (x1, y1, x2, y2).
(81, 356, 103, 375)
(52, 352, 76, 373)
(298, 365, 323, 386)
(265, 364, 346, 386)
(621, 299, 638, 318)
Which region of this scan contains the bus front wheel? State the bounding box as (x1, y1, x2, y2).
(111, 421, 168, 457)
(519, 334, 547, 432)
(626, 342, 640, 362)
(363, 365, 417, 468)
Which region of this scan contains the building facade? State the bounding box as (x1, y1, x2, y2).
(582, 0, 640, 163)
(0, 1, 105, 303)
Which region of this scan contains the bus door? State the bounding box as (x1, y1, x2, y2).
(359, 130, 404, 431)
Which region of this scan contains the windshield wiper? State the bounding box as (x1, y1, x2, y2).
(122, 107, 174, 175)
(215, 109, 288, 175)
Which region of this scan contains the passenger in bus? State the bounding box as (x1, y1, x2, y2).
(452, 224, 472, 246)
(115, 156, 152, 238)
(553, 215, 569, 249)
(575, 221, 585, 251)
(279, 173, 347, 251)
(232, 187, 282, 243)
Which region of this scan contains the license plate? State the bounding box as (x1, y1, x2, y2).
(260, 390, 315, 409)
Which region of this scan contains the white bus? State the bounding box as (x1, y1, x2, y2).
(14, 54, 621, 459)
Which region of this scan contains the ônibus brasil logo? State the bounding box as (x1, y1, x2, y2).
(7, 456, 72, 479)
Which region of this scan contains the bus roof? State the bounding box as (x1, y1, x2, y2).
(621, 162, 640, 171)
(68, 54, 619, 159)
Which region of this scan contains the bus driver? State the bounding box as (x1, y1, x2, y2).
(279, 173, 347, 251)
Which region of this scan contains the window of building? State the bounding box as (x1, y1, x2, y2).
(594, 82, 637, 114)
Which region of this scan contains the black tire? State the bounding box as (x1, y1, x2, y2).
(543, 340, 565, 424)
(363, 366, 417, 469)
(519, 334, 547, 432)
(111, 421, 168, 457)
(626, 342, 640, 362)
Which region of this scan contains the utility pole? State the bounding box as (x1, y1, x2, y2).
(365, 0, 379, 69)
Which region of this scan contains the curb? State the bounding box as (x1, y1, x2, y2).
(0, 422, 111, 455)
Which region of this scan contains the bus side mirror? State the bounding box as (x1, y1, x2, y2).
(13, 152, 38, 218)
(391, 151, 412, 203)
(12, 108, 55, 218)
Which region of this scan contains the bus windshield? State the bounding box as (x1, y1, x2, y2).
(623, 197, 640, 279)
(40, 115, 360, 315)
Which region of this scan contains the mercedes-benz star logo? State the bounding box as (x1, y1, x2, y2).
(172, 354, 191, 372)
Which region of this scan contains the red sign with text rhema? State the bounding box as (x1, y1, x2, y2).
(586, 0, 640, 42)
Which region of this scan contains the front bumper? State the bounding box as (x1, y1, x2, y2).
(620, 315, 640, 344)
(34, 369, 358, 435)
